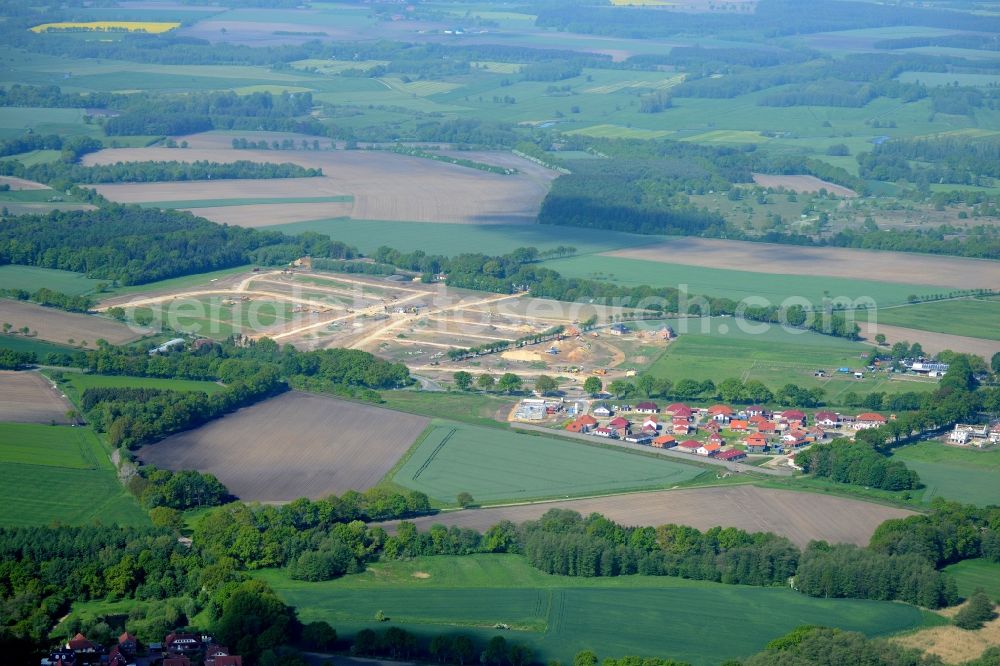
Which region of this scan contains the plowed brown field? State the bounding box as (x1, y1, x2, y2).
(138, 391, 429, 502)
(375, 485, 914, 547)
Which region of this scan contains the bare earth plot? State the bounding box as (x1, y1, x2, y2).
(374, 485, 914, 547)
(751, 173, 858, 197)
(84, 143, 558, 225)
(0, 299, 143, 347)
(861, 321, 1000, 359)
(0, 371, 73, 423)
(138, 391, 429, 502)
(0, 176, 50, 190)
(606, 237, 1000, 290)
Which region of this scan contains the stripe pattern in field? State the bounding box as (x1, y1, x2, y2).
(138, 392, 429, 502)
(375, 485, 915, 547)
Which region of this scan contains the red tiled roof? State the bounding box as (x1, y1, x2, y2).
(708, 404, 734, 415)
(814, 411, 839, 422)
(678, 439, 700, 449)
(636, 401, 658, 410)
(609, 416, 630, 427)
(717, 449, 746, 461)
(653, 435, 676, 444)
(857, 412, 886, 422)
(782, 410, 806, 420)
(577, 414, 598, 426)
(702, 442, 721, 452)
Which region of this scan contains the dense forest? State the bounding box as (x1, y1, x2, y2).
(0, 206, 355, 285)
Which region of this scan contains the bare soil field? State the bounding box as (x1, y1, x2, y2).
(861, 321, 1000, 359)
(84, 141, 557, 225)
(605, 237, 1000, 290)
(0, 371, 73, 424)
(752, 173, 858, 197)
(374, 485, 914, 547)
(93, 177, 349, 203)
(183, 202, 355, 227)
(0, 299, 143, 347)
(139, 391, 429, 502)
(893, 606, 1000, 664)
(0, 176, 49, 190)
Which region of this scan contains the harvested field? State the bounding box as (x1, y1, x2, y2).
(604, 237, 1000, 290)
(0, 176, 49, 190)
(751, 173, 858, 197)
(138, 391, 429, 502)
(0, 371, 73, 424)
(893, 604, 1000, 664)
(0, 299, 144, 347)
(182, 201, 354, 227)
(84, 142, 558, 225)
(860, 321, 1000, 359)
(375, 485, 914, 547)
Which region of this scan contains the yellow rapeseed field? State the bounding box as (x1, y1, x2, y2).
(30, 21, 181, 34)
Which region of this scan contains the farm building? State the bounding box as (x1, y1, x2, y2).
(624, 430, 653, 444)
(853, 413, 887, 430)
(635, 401, 659, 414)
(949, 423, 1000, 447)
(676, 440, 700, 454)
(149, 338, 185, 355)
(609, 323, 629, 335)
(716, 449, 747, 462)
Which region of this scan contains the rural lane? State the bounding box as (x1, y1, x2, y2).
(510, 422, 793, 477)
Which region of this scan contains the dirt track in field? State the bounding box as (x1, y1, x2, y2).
(0, 299, 143, 347)
(84, 144, 558, 225)
(138, 391, 429, 502)
(861, 321, 1000, 359)
(606, 237, 1000, 290)
(0, 371, 73, 423)
(752, 173, 858, 197)
(375, 485, 914, 547)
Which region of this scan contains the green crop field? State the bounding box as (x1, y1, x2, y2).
(104, 265, 254, 297)
(540, 255, 938, 307)
(0, 265, 104, 296)
(392, 420, 704, 503)
(258, 554, 928, 666)
(943, 559, 1000, 603)
(0, 423, 148, 527)
(137, 196, 352, 209)
(0, 334, 79, 358)
(56, 373, 225, 405)
(266, 219, 654, 256)
(891, 441, 1000, 507)
(646, 318, 936, 404)
(873, 299, 1000, 341)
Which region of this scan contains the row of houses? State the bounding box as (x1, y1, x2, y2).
(949, 423, 1000, 448)
(43, 631, 241, 666)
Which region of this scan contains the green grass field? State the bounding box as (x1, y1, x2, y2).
(0, 334, 80, 358)
(129, 295, 295, 339)
(891, 441, 1000, 506)
(378, 390, 514, 428)
(873, 299, 1000, 341)
(0, 265, 104, 296)
(56, 373, 225, 405)
(647, 318, 935, 404)
(943, 559, 1000, 603)
(103, 265, 253, 297)
(266, 219, 654, 256)
(392, 420, 704, 503)
(0, 423, 148, 527)
(540, 255, 939, 308)
(257, 554, 929, 666)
